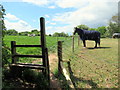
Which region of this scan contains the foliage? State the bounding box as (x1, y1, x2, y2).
(0, 4, 11, 67)
(77, 24, 89, 30)
(6, 29, 18, 35)
(53, 32, 69, 37)
(96, 26, 107, 37)
(105, 14, 120, 37)
(31, 29, 40, 36)
(19, 31, 30, 36)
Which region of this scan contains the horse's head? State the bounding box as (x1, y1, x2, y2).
(73, 27, 78, 35)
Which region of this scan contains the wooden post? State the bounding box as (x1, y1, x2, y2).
(78, 36, 80, 46)
(40, 17, 47, 75)
(11, 41, 16, 63)
(72, 36, 74, 52)
(58, 41, 62, 74)
(45, 48, 50, 86)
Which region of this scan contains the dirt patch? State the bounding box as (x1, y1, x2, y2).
(49, 53, 61, 89)
(49, 53, 58, 72)
(31, 53, 61, 89)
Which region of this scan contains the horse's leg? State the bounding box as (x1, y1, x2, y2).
(98, 39, 100, 47)
(83, 40, 86, 47)
(94, 40, 97, 48)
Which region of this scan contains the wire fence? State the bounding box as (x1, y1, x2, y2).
(54, 36, 118, 88)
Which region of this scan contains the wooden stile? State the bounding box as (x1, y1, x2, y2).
(10, 17, 50, 85)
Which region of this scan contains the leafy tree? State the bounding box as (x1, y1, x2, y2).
(19, 31, 30, 36)
(96, 26, 107, 37)
(105, 14, 120, 37)
(1, 4, 10, 66)
(6, 29, 18, 35)
(77, 24, 89, 30)
(53, 32, 69, 37)
(31, 29, 40, 36)
(89, 28, 97, 31)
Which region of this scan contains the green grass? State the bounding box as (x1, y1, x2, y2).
(66, 38, 119, 88)
(4, 36, 119, 88)
(4, 35, 67, 63)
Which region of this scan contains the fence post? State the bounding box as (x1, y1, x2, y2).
(11, 41, 16, 63)
(78, 36, 80, 46)
(58, 41, 62, 74)
(40, 17, 47, 75)
(72, 36, 74, 52)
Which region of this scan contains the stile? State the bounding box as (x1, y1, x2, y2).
(10, 17, 50, 87)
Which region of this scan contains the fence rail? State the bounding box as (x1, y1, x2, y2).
(14, 45, 42, 47)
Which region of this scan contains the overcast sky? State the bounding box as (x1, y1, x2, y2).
(1, 0, 119, 35)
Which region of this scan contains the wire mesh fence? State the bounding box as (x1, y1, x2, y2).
(55, 36, 118, 88)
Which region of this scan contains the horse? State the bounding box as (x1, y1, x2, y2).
(73, 27, 100, 48)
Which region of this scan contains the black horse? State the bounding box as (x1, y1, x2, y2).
(73, 27, 100, 48)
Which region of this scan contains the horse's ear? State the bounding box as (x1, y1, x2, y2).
(74, 27, 77, 29)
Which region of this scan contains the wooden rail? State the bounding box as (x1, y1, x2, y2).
(13, 54, 43, 58)
(14, 45, 42, 47)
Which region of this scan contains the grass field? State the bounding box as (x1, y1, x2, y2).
(4, 36, 119, 88)
(64, 38, 119, 88)
(4, 35, 69, 63)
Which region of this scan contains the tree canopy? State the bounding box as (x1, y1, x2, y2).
(53, 32, 69, 37)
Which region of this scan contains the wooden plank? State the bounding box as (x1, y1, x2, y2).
(14, 45, 42, 47)
(60, 62, 75, 89)
(17, 63, 42, 66)
(14, 54, 43, 58)
(10, 63, 45, 69)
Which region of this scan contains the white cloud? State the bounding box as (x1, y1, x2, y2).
(45, 15, 50, 18)
(55, 0, 88, 8)
(5, 13, 19, 21)
(48, 6, 56, 9)
(55, 0, 119, 8)
(50, 22, 56, 25)
(4, 13, 34, 32)
(22, 0, 49, 6)
(46, 25, 74, 35)
(52, 1, 118, 28)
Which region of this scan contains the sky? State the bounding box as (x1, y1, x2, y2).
(1, 0, 119, 35)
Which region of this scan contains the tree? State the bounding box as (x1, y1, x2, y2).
(6, 29, 18, 35)
(77, 24, 89, 30)
(53, 32, 69, 37)
(105, 14, 120, 37)
(19, 31, 30, 36)
(1, 4, 10, 66)
(96, 26, 107, 37)
(31, 29, 40, 36)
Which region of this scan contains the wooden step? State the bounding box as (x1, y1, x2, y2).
(13, 55, 43, 58)
(10, 63, 46, 70)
